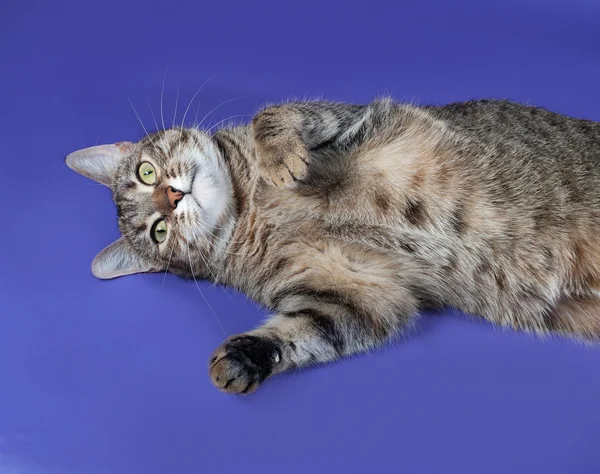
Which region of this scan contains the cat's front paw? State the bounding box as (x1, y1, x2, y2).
(253, 108, 310, 188)
(256, 138, 310, 189)
(209, 335, 281, 394)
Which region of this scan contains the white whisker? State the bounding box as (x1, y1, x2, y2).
(161, 237, 177, 296)
(160, 66, 168, 132)
(194, 219, 248, 257)
(172, 84, 180, 128)
(186, 242, 226, 335)
(205, 114, 252, 134)
(126, 94, 166, 164)
(180, 75, 215, 130)
(127, 94, 153, 139)
(146, 99, 160, 133)
(197, 96, 247, 131)
(146, 98, 173, 167)
(176, 75, 215, 164)
(186, 223, 235, 301)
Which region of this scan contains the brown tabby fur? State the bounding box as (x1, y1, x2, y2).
(66, 98, 600, 394)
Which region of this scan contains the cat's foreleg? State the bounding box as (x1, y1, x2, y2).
(252, 100, 392, 189)
(209, 289, 417, 394)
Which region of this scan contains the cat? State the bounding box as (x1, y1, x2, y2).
(66, 98, 600, 394)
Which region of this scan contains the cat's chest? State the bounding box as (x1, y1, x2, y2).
(249, 176, 446, 242)
(246, 182, 428, 257)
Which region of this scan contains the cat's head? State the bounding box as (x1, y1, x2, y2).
(66, 128, 234, 280)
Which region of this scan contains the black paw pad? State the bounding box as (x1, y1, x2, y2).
(209, 335, 281, 394)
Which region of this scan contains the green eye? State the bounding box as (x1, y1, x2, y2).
(138, 162, 156, 185)
(152, 219, 168, 244)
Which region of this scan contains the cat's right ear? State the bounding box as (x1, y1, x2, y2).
(92, 237, 160, 279)
(65, 142, 134, 187)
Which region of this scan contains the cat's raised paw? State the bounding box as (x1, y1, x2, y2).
(209, 335, 281, 394)
(252, 107, 310, 188)
(256, 137, 310, 189)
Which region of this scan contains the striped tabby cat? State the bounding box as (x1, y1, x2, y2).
(66, 98, 600, 394)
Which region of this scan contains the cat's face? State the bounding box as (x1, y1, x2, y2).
(66, 128, 234, 280)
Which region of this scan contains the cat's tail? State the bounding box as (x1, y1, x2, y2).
(546, 297, 600, 342)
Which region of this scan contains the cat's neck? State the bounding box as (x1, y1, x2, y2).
(207, 125, 256, 275)
(212, 125, 256, 218)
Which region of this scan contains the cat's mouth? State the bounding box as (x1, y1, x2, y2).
(190, 194, 203, 210)
(188, 189, 203, 210)
(188, 173, 203, 209)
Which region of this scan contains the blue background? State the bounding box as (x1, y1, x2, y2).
(1, 0, 600, 473)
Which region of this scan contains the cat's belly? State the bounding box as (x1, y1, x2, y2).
(251, 161, 600, 322)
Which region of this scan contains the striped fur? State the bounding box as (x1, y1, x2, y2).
(68, 98, 600, 394)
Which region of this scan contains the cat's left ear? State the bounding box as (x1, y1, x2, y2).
(65, 142, 134, 187)
(92, 237, 161, 279)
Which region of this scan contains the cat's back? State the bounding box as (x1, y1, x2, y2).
(421, 99, 600, 220)
(425, 99, 600, 170)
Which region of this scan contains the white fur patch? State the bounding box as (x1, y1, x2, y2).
(190, 138, 232, 230)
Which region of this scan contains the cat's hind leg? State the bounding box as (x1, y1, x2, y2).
(545, 297, 600, 342)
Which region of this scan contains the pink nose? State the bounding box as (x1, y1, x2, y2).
(166, 186, 184, 209)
